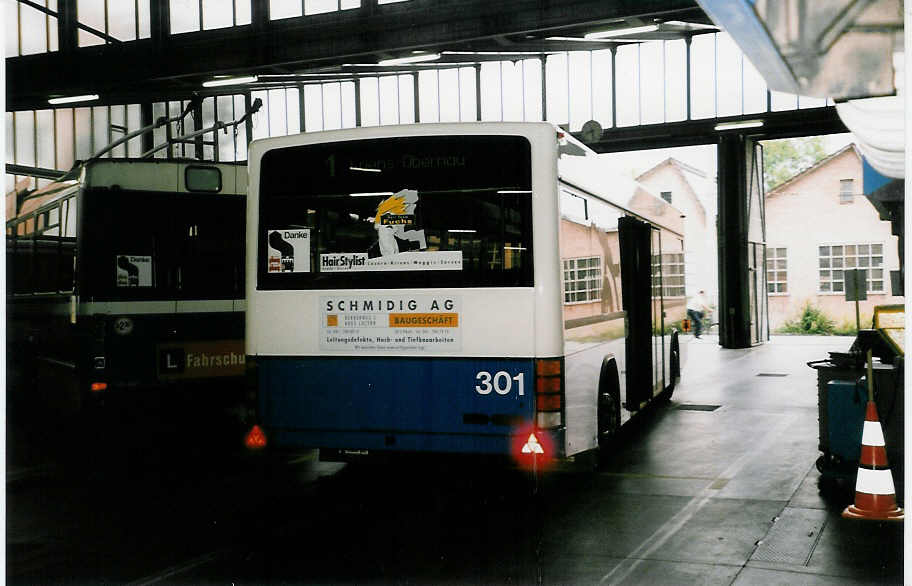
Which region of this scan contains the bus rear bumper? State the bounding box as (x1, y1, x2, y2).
(265, 427, 566, 463)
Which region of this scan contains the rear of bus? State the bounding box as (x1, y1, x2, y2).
(75, 160, 248, 415)
(247, 123, 566, 465)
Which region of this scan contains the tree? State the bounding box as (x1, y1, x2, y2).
(763, 136, 828, 192)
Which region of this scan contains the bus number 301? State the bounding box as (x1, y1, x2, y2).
(475, 371, 525, 396)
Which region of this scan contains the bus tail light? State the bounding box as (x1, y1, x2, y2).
(536, 411, 562, 428)
(90, 382, 107, 392)
(534, 358, 564, 430)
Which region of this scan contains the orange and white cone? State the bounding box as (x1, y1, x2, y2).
(842, 400, 903, 521)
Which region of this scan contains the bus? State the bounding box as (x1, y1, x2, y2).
(6, 158, 248, 420)
(245, 122, 685, 466)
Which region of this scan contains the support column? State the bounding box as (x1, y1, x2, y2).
(354, 80, 362, 127)
(610, 46, 617, 128)
(540, 56, 547, 121)
(298, 84, 307, 132)
(193, 99, 204, 159)
(57, 0, 78, 53)
(140, 103, 154, 155)
(244, 92, 254, 150)
(251, 0, 270, 32)
(413, 72, 420, 122)
(149, 0, 170, 50)
(475, 64, 482, 121)
(717, 134, 751, 348)
(685, 37, 692, 121)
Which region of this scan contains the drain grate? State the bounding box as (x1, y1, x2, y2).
(677, 404, 720, 411)
(751, 507, 828, 566)
(757, 372, 789, 377)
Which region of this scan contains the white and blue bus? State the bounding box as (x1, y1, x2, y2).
(245, 122, 685, 466)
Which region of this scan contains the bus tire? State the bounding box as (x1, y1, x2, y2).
(597, 357, 621, 463)
(661, 334, 680, 402)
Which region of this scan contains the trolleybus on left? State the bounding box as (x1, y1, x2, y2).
(7, 158, 248, 420)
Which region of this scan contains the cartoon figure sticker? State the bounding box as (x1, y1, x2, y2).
(319, 189, 462, 273)
(369, 190, 426, 258)
(115, 255, 152, 287)
(267, 228, 311, 273)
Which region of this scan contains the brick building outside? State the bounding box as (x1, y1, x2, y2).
(765, 144, 903, 331)
(636, 157, 719, 308)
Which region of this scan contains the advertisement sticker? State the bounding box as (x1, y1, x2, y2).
(115, 255, 152, 287)
(320, 295, 461, 352)
(267, 228, 311, 273)
(319, 250, 462, 272)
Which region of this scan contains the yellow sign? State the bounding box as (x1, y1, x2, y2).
(158, 339, 245, 380)
(388, 313, 459, 328)
(874, 304, 904, 355)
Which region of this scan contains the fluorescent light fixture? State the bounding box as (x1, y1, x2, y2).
(497, 190, 533, 194)
(378, 53, 440, 66)
(48, 94, 99, 105)
(447, 229, 477, 233)
(545, 36, 613, 43)
(442, 50, 546, 56)
(202, 75, 258, 88)
(713, 119, 764, 131)
(350, 191, 394, 197)
(349, 166, 382, 173)
(662, 21, 717, 31)
(345, 61, 478, 68)
(504, 246, 528, 251)
(585, 24, 659, 40)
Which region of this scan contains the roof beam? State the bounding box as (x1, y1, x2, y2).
(7, 0, 705, 110)
(579, 107, 848, 153)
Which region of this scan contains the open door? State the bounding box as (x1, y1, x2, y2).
(747, 142, 770, 345)
(719, 136, 769, 348)
(619, 215, 655, 410)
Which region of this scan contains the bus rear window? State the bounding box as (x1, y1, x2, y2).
(185, 166, 222, 192)
(79, 189, 245, 301)
(257, 135, 533, 290)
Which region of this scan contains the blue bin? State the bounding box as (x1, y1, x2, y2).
(826, 379, 867, 463)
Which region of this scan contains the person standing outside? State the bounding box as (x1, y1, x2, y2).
(687, 290, 710, 339)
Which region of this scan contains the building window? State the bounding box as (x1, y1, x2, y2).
(563, 256, 602, 303)
(818, 243, 884, 293)
(656, 252, 685, 297)
(660, 191, 672, 204)
(767, 247, 787, 294)
(839, 179, 854, 204)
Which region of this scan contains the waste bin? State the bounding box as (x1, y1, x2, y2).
(809, 332, 903, 501)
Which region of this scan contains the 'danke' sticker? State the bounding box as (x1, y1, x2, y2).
(267, 228, 311, 273)
(115, 255, 152, 287)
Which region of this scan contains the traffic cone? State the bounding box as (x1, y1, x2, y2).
(842, 400, 903, 521)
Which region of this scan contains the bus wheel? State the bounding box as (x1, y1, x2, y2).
(597, 359, 621, 464)
(661, 335, 680, 402)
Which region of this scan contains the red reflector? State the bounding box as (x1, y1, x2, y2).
(535, 359, 562, 376)
(536, 376, 561, 394)
(536, 393, 562, 411)
(90, 382, 107, 392)
(511, 422, 555, 471)
(244, 425, 267, 450)
(521, 433, 545, 454)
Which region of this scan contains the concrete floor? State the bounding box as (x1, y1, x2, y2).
(577, 334, 904, 585)
(6, 335, 905, 584)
